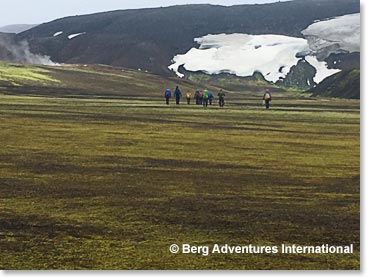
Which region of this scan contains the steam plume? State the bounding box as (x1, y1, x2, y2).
(0, 34, 57, 65)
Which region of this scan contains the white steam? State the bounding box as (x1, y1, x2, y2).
(0, 36, 57, 65)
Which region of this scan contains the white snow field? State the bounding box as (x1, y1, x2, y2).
(169, 33, 339, 83)
(305, 56, 340, 84)
(301, 13, 360, 54)
(68, 32, 86, 40)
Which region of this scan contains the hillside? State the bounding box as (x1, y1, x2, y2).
(325, 52, 360, 71)
(16, 0, 359, 76)
(308, 69, 360, 99)
(176, 67, 285, 93)
(0, 61, 288, 100)
(0, 62, 203, 98)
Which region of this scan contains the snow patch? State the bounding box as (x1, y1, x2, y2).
(53, 31, 63, 37)
(169, 33, 337, 83)
(302, 13, 360, 55)
(68, 32, 86, 40)
(305, 56, 340, 84)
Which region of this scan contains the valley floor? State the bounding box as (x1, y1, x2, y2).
(0, 93, 360, 269)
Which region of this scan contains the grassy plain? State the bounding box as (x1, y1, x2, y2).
(0, 63, 360, 269)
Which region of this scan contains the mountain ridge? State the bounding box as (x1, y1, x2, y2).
(0, 24, 38, 34)
(16, 0, 359, 76)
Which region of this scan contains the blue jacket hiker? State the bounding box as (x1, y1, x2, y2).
(165, 88, 171, 105)
(208, 91, 214, 105)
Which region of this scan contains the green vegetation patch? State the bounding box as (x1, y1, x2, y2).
(0, 62, 61, 86)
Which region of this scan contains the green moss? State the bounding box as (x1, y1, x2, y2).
(0, 62, 61, 86)
(0, 92, 359, 269)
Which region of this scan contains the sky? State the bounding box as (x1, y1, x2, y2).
(0, 0, 290, 26)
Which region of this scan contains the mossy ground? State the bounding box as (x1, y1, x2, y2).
(0, 62, 60, 86)
(0, 63, 360, 269)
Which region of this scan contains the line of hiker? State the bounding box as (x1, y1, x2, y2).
(164, 86, 226, 108)
(164, 86, 272, 109)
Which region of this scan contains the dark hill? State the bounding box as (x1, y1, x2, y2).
(0, 33, 17, 61)
(325, 52, 360, 71)
(17, 0, 359, 76)
(308, 69, 360, 99)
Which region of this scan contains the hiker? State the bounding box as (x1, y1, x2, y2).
(198, 90, 204, 105)
(218, 89, 226, 108)
(203, 89, 209, 108)
(186, 92, 192, 104)
(263, 89, 272, 109)
(164, 88, 171, 105)
(174, 86, 182, 105)
(194, 90, 200, 105)
(208, 91, 214, 105)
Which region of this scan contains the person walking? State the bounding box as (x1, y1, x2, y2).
(218, 89, 226, 108)
(263, 89, 272, 109)
(208, 91, 214, 105)
(164, 88, 171, 105)
(186, 92, 192, 104)
(174, 86, 182, 105)
(194, 90, 200, 105)
(198, 90, 204, 105)
(203, 89, 209, 108)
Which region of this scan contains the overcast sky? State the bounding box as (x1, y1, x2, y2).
(0, 0, 290, 26)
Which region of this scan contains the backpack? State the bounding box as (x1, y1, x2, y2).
(165, 89, 171, 98)
(199, 92, 203, 98)
(264, 92, 271, 100)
